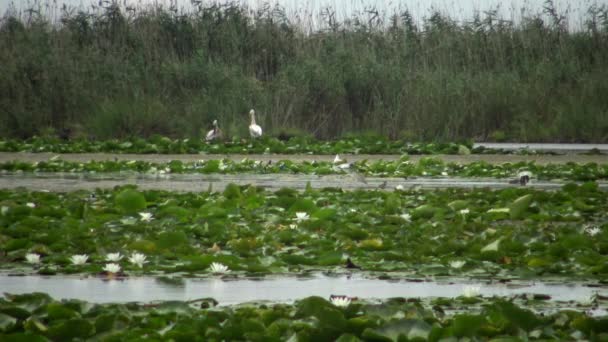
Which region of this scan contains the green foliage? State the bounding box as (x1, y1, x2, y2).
(0, 184, 607, 278)
(1, 3, 607, 141)
(114, 189, 147, 214)
(0, 294, 605, 340)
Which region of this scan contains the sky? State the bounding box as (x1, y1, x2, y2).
(1, 0, 606, 30)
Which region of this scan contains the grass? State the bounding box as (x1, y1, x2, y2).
(0, 1, 608, 141)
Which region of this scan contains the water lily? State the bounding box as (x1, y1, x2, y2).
(450, 260, 466, 269)
(395, 184, 404, 191)
(70, 254, 89, 265)
(330, 296, 351, 307)
(441, 171, 448, 176)
(106, 253, 123, 262)
(209, 262, 229, 274)
(25, 253, 41, 264)
(26, 202, 36, 208)
(103, 263, 121, 274)
(462, 285, 481, 297)
(218, 160, 227, 171)
(128, 253, 147, 268)
(289, 224, 298, 229)
(585, 226, 601, 236)
(400, 213, 411, 222)
(333, 154, 344, 164)
(295, 212, 309, 222)
(459, 208, 470, 216)
(138, 212, 153, 222)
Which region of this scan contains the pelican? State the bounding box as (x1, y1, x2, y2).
(248, 109, 262, 138)
(205, 120, 222, 141)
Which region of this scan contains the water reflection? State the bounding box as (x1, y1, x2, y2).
(1, 273, 606, 306)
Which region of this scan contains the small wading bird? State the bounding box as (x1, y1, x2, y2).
(509, 171, 532, 186)
(248, 109, 263, 138)
(332, 154, 367, 184)
(205, 120, 222, 141)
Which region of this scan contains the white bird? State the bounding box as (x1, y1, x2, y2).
(332, 158, 367, 184)
(248, 109, 262, 138)
(205, 120, 222, 141)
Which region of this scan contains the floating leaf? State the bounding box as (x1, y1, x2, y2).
(114, 189, 146, 214)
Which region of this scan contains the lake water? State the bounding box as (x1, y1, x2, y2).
(1, 273, 605, 306)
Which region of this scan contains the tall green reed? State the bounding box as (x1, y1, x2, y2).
(0, 0, 607, 142)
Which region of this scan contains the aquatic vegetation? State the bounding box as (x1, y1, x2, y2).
(102, 263, 121, 274)
(128, 253, 147, 268)
(449, 261, 466, 269)
(0, 183, 607, 278)
(330, 296, 351, 307)
(1, 157, 607, 181)
(0, 293, 606, 340)
(69, 254, 88, 266)
(209, 262, 229, 274)
(138, 212, 153, 222)
(294, 212, 310, 222)
(105, 253, 123, 262)
(24, 253, 41, 265)
(0, 137, 483, 155)
(462, 285, 482, 298)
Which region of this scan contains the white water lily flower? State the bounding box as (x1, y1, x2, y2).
(70, 254, 89, 265)
(395, 185, 404, 191)
(462, 285, 481, 297)
(400, 213, 411, 222)
(128, 253, 147, 268)
(295, 212, 310, 222)
(333, 154, 344, 164)
(218, 160, 227, 171)
(103, 263, 121, 274)
(459, 209, 470, 216)
(330, 296, 351, 307)
(106, 253, 123, 262)
(585, 227, 601, 236)
(26, 202, 36, 208)
(138, 212, 153, 222)
(209, 262, 229, 274)
(441, 171, 448, 176)
(449, 260, 466, 269)
(289, 224, 298, 230)
(25, 253, 41, 264)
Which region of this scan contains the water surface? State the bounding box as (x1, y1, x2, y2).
(1, 274, 605, 306)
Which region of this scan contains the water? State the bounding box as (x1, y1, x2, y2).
(474, 143, 608, 153)
(1, 171, 604, 192)
(1, 273, 605, 306)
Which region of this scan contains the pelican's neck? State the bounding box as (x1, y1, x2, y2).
(250, 113, 256, 125)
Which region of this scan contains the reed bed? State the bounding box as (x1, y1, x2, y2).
(1, 0, 607, 141)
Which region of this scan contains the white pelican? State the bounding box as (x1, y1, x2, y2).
(205, 120, 222, 141)
(248, 109, 262, 138)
